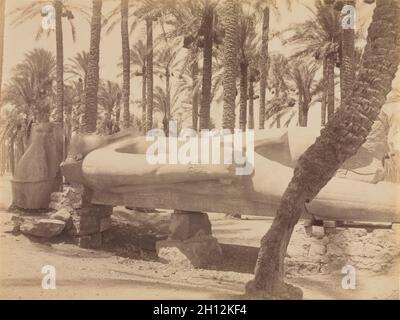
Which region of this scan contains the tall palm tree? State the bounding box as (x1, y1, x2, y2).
(247, 0, 400, 299)
(106, 0, 132, 129)
(338, 0, 356, 107)
(145, 18, 154, 132)
(169, 0, 223, 130)
(10, 0, 79, 126)
(221, 0, 239, 131)
(285, 0, 341, 124)
(238, 9, 257, 131)
(129, 40, 147, 128)
(121, 0, 130, 129)
(0, 0, 5, 102)
(81, 0, 102, 134)
(253, 0, 291, 129)
(154, 38, 180, 135)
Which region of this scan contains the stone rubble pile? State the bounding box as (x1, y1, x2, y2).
(11, 185, 113, 248)
(49, 185, 113, 248)
(285, 224, 400, 276)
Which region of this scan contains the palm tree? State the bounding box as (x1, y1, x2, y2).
(154, 36, 180, 135)
(290, 60, 318, 127)
(121, 0, 131, 129)
(237, 8, 258, 132)
(338, 0, 356, 107)
(98, 80, 122, 135)
(10, 0, 78, 127)
(81, 0, 102, 134)
(3, 49, 56, 122)
(253, 0, 292, 129)
(153, 85, 190, 135)
(284, 0, 341, 124)
(266, 53, 291, 128)
(247, 0, 400, 299)
(66, 51, 89, 87)
(2, 49, 55, 172)
(221, 0, 239, 131)
(0, 0, 5, 102)
(128, 40, 147, 129)
(168, 0, 223, 130)
(145, 18, 154, 132)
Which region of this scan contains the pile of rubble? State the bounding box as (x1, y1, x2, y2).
(13, 185, 113, 249)
(285, 224, 400, 276)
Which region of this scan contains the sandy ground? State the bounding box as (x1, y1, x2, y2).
(0, 174, 399, 300)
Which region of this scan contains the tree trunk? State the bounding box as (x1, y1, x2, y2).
(340, 0, 355, 108)
(326, 52, 335, 121)
(114, 98, 121, 133)
(0, 0, 6, 102)
(9, 138, 15, 175)
(141, 65, 146, 131)
(259, 6, 269, 130)
(191, 57, 199, 131)
(199, 4, 213, 130)
(121, 0, 131, 129)
(81, 0, 102, 134)
(145, 19, 154, 132)
(239, 61, 248, 131)
(222, 0, 239, 131)
(54, 0, 64, 125)
(321, 57, 327, 126)
(246, 0, 400, 299)
(164, 68, 171, 136)
(298, 103, 308, 127)
(248, 79, 254, 130)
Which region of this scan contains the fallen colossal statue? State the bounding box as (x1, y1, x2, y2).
(61, 127, 400, 224)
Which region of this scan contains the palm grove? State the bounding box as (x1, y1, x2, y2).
(0, 0, 399, 298)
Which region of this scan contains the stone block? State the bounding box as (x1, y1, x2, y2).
(49, 209, 71, 222)
(68, 215, 100, 236)
(73, 232, 102, 249)
(156, 235, 222, 269)
(169, 211, 211, 241)
(100, 217, 112, 232)
(20, 218, 66, 238)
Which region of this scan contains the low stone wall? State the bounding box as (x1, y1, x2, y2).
(285, 224, 400, 276)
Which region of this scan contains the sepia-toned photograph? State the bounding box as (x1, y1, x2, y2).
(0, 0, 399, 302)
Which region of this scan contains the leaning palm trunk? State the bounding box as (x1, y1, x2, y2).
(121, 0, 131, 129)
(222, 0, 239, 131)
(326, 52, 335, 121)
(321, 57, 328, 126)
(145, 19, 154, 132)
(239, 61, 248, 131)
(246, 0, 400, 299)
(199, 4, 213, 130)
(81, 0, 102, 134)
(259, 6, 269, 129)
(340, 0, 355, 108)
